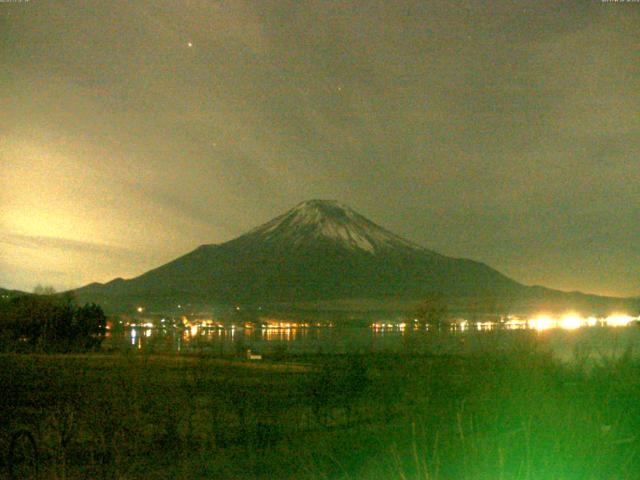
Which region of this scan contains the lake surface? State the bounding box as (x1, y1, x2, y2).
(105, 319, 640, 362)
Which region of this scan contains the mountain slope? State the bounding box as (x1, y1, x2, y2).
(241, 200, 427, 253)
(75, 200, 523, 310)
(0, 287, 29, 300)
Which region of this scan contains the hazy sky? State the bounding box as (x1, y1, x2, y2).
(1, 0, 638, 297)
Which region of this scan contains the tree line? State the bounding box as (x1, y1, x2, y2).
(0, 288, 106, 353)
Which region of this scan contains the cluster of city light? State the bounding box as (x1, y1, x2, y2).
(371, 323, 399, 330)
(476, 321, 494, 331)
(525, 313, 637, 331)
(127, 322, 154, 328)
(527, 315, 556, 331)
(264, 321, 295, 329)
(605, 314, 636, 327)
(123, 310, 638, 345)
(370, 313, 638, 333)
(261, 320, 330, 329)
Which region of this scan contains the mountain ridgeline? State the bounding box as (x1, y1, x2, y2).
(74, 200, 633, 313)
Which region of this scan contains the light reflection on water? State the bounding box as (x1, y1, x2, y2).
(106, 313, 640, 362)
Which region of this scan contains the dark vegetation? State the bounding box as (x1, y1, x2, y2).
(2, 346, 640, 479)
(0, 293, 106, 353)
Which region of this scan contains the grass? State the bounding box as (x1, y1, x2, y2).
(1, 344, 640, 479)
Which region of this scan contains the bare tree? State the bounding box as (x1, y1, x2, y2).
(33, 284, 57, 296)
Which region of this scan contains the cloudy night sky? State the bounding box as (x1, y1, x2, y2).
(1, 0, 638, 297)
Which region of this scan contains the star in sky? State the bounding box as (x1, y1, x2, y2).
(2, 0, 638, 297)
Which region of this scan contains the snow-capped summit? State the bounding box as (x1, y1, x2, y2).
(244, 199, 424, 253)
(74, 199, 523, 308)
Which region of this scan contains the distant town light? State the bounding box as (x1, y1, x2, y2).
(559, 313, 583, 330)
(605, 314, 634, 327)
(136, 306, 144, 313)
(528, 315, 553, 332)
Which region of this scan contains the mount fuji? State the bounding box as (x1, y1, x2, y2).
(75, 200, 528, 311)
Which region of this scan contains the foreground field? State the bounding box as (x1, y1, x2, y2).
(2, 346, 640, 479)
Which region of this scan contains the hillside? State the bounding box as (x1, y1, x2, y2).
(74, 200, 635, 314)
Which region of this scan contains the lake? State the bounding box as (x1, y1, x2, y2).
(105, 314, 640, 362)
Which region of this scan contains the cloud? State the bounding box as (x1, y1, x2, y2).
(1, 0, 638, 296)
(0, 233, 134, 259)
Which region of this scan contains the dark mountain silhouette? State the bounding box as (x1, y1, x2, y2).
(73, 200, 635, 313)
(0, 287, 28, 300)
